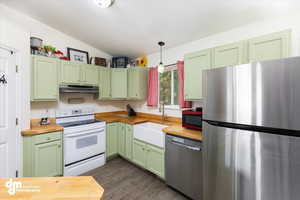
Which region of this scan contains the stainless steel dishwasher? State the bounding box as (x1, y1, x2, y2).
(165, 134, 202, 200)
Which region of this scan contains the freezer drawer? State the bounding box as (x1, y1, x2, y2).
(165, 134, 202, 200)
(203, 121, 300, 200)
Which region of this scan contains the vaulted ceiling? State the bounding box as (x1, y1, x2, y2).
(1, 0, 299, 57)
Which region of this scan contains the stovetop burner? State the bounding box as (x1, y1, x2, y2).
(59, 119, 104, 128)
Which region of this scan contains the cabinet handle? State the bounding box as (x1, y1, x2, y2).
(47, 137, 51, 140)
(58, 144, 61, 148)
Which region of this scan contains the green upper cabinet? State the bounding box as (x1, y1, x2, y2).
(248, 30, 291, 62)
(125, 124, 133, 160)
(60, 62, 98, 86)
(127, 68, 148, 100)
(60, 60, 81, 85)
(80, 64, 99, 86)
(106, 123, 118, 158)
(212, 41, 247, 68)
(23, 131, 63, 177)
(184, 49, 212, 100)
(118, 123, 126, 157)
(98, 67, 111, 100)
(111, 68, 128, 99)
(31, 55, 59, 101)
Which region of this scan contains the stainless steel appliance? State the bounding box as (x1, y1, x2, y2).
(59, 85, 99, 94)
(202, 57, 300, 200)
(56, 108, 106, 176)
(165, 134, 202, 200)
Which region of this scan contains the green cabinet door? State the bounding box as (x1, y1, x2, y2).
(106, 123, 118, 158)
(118, 123, 126, 157)
(60, 60, 81, 85)
(132, 139, 147, 168)
(111, 68, 128, 99)
(34, 140, 63, 177)
(98, 67, 111, 99)
(125, 124, 133, 160)
(212, 41, 247, 68)
(81, 64, 99, 86)
(146, 144, 165, 178)
(31, 55, 59, 101)
(184, 49, 212, 100)
(248, 30, 291, 62)
(128, 68, 148, 100)
(23, 131, 63, 177)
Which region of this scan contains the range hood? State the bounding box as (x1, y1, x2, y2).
(59, 85, 99, 94)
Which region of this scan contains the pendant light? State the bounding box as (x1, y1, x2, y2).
(158, 41, 165, 73)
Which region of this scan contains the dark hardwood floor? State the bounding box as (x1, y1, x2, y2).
(82, 157, 189, 200)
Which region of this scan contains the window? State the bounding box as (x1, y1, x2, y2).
(159, 65, 179, 109)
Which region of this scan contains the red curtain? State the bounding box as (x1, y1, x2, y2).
(147, 67, 158, 107)
(177, 61, 192, 108)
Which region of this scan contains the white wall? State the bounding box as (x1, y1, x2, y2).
(0, 4, 131, 126)
(134, 12, 300, 117)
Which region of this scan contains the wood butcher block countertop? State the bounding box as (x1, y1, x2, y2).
(0, 176, 104, 200)
(21, 111, 202, 141)
(162, 125, 202, 141)
(21, 118, 63, 136)
(96, 111, 202, 141)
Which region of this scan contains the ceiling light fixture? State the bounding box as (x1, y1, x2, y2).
(94, 0, 113, 8)
(158, 41, 165, 74)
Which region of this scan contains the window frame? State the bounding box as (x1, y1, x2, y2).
(158, 65, 180, 110)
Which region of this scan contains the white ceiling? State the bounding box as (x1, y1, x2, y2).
(1, 0, 300, 57)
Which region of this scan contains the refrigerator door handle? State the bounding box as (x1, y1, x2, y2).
(170, 141, 201, 151)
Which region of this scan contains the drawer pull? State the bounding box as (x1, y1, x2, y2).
(47, 137, 51, 140)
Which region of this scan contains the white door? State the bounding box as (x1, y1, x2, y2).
(0, 48, 16, 178)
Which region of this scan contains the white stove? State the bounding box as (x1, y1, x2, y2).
(56, 108, 106, 176)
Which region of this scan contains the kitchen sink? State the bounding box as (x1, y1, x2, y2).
(133, 122, 168, 148)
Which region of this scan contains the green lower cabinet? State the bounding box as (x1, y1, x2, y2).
(34, 140, 63, 177)
(118, 123, 126, 157)
(146, 144, 165, 178)
(106, 123, 118, 158)
(132, 139, 147, 168)
(133, 139, 165, 179)
(125, 124, 133, 160)
(23, 131, 63, 177)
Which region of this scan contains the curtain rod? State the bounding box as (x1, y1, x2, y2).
(164, 63, 177, 67)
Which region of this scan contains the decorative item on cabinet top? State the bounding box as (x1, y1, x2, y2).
(67, 47, 90, 64)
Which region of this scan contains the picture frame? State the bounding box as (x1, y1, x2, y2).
(67, 47, 89, 64)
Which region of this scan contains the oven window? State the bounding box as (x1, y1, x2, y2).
(185, 115, 202, 126)
(76, 135, 98, 149)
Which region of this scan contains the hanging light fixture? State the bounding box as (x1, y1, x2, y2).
(158, 41, 165, 73)
(94, 0, 114, 8)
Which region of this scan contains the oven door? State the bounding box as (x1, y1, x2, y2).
(64, 127, 105, 165)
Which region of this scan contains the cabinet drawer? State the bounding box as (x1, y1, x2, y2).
(34, 132, 62, 144)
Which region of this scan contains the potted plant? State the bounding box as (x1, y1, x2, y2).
(43, 45, 56, 57)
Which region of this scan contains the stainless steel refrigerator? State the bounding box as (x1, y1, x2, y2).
(202, 57, 300, 200)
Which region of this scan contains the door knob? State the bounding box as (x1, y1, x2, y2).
(0, 74, 7, 84)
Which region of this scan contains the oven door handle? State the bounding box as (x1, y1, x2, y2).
(65, 128, 105, 138)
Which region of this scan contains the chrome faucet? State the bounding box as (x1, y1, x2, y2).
(159, 101, 166, 121)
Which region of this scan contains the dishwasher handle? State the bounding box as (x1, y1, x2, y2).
(170, 141, 201, 151)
